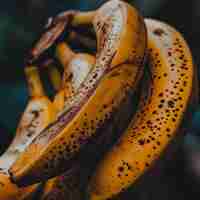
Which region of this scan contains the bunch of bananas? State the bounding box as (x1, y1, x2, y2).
(0, 0, 198, 200)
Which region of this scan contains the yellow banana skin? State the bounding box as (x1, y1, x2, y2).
(86, 19, 194, 200)
(10, 0, 146, 185)
(0, 66, 56, 200)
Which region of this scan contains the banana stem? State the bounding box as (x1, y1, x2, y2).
(25, 66, 45, 98)
(56, 42, 75, 68)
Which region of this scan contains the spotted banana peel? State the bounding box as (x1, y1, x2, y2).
(21, 47, 94, 200)
(86, 19, 196, 200)
(44, 19, 198, 200)
(9, 0, 146, 185)
(40, 30, 144, 198)
(0, 66, 57, 200)
(41, 43, 95, 200)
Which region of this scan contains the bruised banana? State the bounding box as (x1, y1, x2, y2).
(27, 62, 83, 200)
(41, 44, 95, 200)
(10, 0, 147, 185)
(86, 19, 195, 200)
(40, 168, 82, 200)
(0, 66, 56, 200)
(42, 36, 142, 199)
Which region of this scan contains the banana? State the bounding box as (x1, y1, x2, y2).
(41, 43, 95, 200)
(0, 66, 56, 200)
(86, 19, 195, 200)
(10, 0, 147, 185)
(41, 39, 140, 200)
(53, 42, 95, 113)
(42, 36, 144, 200)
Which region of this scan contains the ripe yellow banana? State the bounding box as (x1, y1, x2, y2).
(86, 19, 195, 200)
(0, 66, 56, 200)
(10, 0, 146, 185)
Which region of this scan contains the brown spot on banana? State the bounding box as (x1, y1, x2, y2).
(61, 52, 95, 100)
(9, 0, 146, 186)
(86, 19, 195, 200)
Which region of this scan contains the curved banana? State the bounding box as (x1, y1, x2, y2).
(86, 19, 194, 200)
(41, 38, 143, 200)
(10, 0, 147, 185)
(41, 43, 95, 200)
(0, 66, 56, 200)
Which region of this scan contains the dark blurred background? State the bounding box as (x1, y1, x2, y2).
(0, 0, 200, 199)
